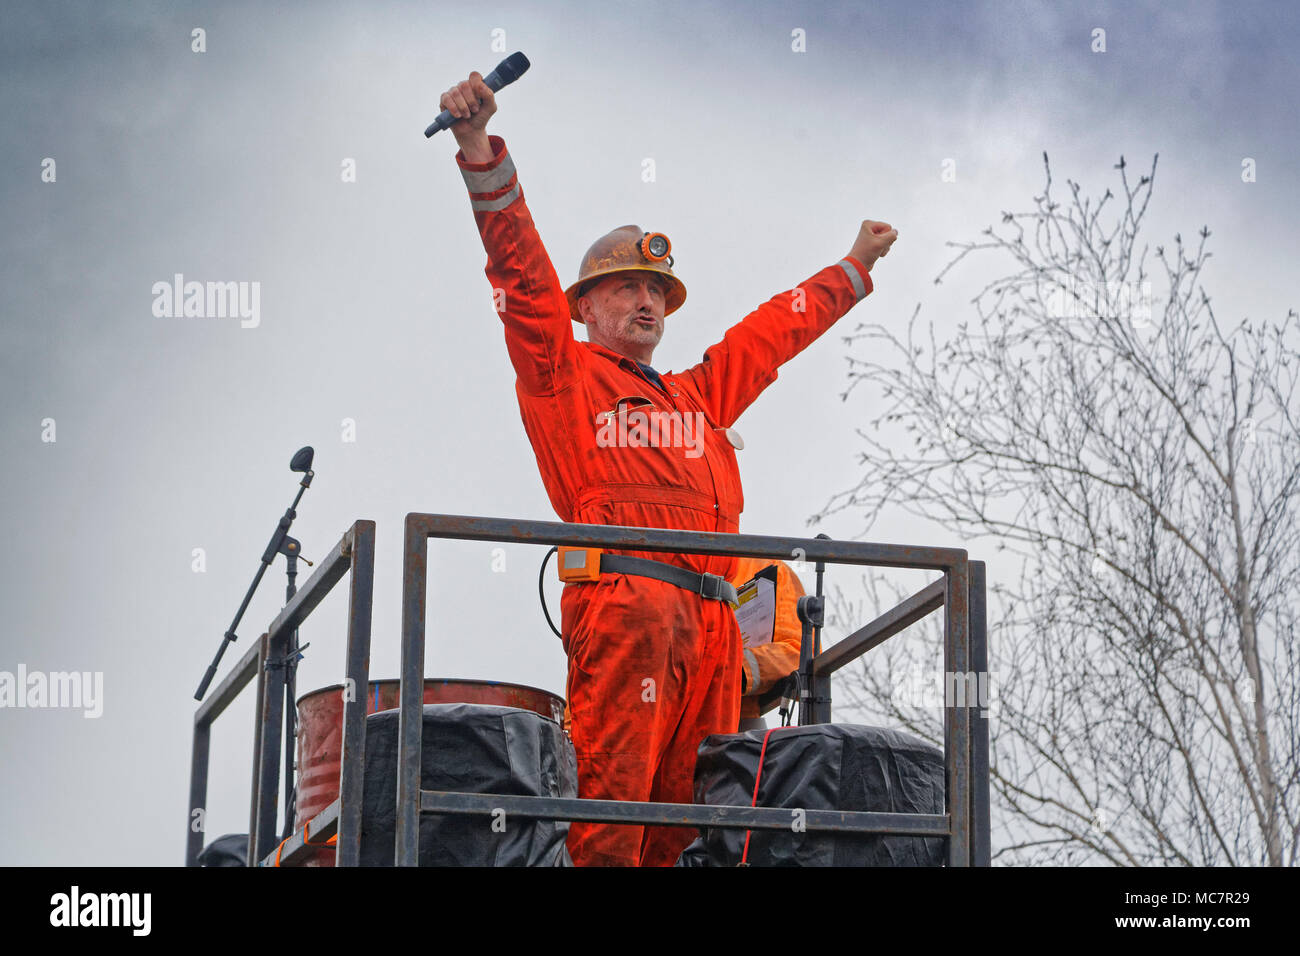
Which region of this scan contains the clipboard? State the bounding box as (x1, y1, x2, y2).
(733, 563, 780, 650)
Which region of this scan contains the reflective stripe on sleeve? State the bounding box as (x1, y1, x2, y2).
(469, 183, 522, 211)
(460, 152, 518, 194)
(742, 648, 761, 695)
(837, 258, 868, 301)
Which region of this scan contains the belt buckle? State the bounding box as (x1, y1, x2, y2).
(699, 572, 723, 601)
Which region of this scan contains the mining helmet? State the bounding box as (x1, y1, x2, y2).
(564, 224, 687, 323)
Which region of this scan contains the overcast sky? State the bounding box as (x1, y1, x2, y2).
(2, 0, 1296, 865)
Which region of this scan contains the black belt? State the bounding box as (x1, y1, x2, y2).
(599, 554, 739, 606)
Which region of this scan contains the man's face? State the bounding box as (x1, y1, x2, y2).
(578, 272, 667, 365)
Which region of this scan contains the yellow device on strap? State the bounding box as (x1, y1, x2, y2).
(557, 547, 602, 583)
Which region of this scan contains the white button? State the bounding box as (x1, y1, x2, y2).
(719, 427, 744, 450)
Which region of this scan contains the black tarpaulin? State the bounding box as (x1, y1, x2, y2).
(359, 703, 577, 866)
(676, 724, 946, 866)
(197, 833, 249, 867)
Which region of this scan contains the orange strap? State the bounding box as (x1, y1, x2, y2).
(740, 726, 780, 866)
(302, 820, 337, 847)
(270, 821, 339, 867)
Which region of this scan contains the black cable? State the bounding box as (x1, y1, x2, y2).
(539, 546, 562, 638)
(780, 672, 800, 727)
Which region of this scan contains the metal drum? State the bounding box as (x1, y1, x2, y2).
(293, 678, 566, 866)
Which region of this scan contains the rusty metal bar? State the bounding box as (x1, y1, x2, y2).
(336, 521, 375, 867)
(254, 628, 287, 861)
(258, 798, 341, 867)
(185, 721, 211, 867)
(419, 790, 951, 836)
(188, 633, 264, 866)
(396, 515, 428, 866)
(246, 633, 269, 869)
(943, 560, 972, 866)
(406, 513, 966, 570)
(195, 633, 263, 728)
(813, 578, 946, 679)
(970, 560, 990, 867)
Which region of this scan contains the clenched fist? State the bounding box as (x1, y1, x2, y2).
(847, 220, 898, 272)
(439, 71, 497, 162)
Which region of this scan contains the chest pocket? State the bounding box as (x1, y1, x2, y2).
(595, 394, 656, 425)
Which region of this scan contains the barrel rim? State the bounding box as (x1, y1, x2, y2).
(296, 677, 565, 709)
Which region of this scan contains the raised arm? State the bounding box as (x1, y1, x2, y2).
(442, 72, 581, 396)
(677, 220, 898, 427)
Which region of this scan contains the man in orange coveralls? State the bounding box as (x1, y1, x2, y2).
(439, 72, 897, 866)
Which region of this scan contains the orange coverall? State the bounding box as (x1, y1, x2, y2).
(455, 135, 873, 866)
(730, 557, 808, 722)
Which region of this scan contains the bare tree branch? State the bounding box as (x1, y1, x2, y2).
(820, 155, 1298, 865)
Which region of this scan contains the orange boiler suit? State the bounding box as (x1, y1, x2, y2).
(730, 557, 808, 723)
(455, 135, 874, 866)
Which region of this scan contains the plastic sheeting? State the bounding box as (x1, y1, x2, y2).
(197, 833, 249, 867)
(359, 703, 577, 866)
(676, 724, 946, 866)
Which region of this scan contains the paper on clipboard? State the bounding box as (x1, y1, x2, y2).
(733, 564, 779, 649)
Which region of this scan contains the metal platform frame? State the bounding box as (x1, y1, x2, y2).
(186, 512, 989, 867)
(185, 520, 375, 867)
(396, 513, 989, 867)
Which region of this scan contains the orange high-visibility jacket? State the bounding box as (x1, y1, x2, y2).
(455, 135, 873, 579)
(730, 556, 807, 720)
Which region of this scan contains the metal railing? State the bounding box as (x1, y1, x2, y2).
(185, 520, 375, 867)
(397, 513, 990, 866)
(189, 512, 989, 867)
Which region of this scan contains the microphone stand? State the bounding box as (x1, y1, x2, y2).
(279, 535, 312, 839)
(194, 448, 316, 846)
(795, 533, 831, 726)
(193, 453, 314, 702)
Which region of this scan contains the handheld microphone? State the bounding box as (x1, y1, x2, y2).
(424, 51, 531, 138)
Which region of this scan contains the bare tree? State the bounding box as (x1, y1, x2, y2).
(814, 154, 1300, 865)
